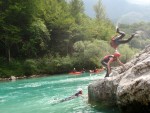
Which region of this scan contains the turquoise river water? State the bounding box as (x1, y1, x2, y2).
(0, 73, 119, 113)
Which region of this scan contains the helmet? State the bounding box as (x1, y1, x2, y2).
(77, 88, 82, 92)
(77, 88, 82, 94)
(114, 51, 121, 57)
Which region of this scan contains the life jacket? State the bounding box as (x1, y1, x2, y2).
(110, 36, 118, 49)
(75, 91, 82, 96)
(103, 55, 116, 63)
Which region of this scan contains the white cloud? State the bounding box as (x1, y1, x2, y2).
(126, 0, 150, 5)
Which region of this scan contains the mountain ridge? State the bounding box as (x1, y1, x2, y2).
(83, 0, 150, 24)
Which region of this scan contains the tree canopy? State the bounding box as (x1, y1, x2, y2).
(0, 0, 145, 77)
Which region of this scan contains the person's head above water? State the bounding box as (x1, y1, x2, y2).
(77, 88, 83, 95)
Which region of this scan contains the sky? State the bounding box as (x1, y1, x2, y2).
(83, 0, 150, 23)
(126, 0, 150, 5)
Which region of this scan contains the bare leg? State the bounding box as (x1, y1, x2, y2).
(101, 61, 109, 77)
(118, 34, 135, 44)
(116, 28, 126, 40)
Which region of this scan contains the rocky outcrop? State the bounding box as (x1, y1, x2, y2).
(88, 45, 150, 113)
(10, 76, 16, 81)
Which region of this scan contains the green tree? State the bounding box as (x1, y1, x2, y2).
(0, 0, 38, 60)
(119, 22, 150, 49)
(69, 0, 84, 24)
(36, 0, 75, 55)
(22, 18, 50, 58)
(73, 40, 112, 69)
(118, 45, 138, 63)
(94, 0, 106, 21)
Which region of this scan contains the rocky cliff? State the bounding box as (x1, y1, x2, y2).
(88, 45, 150, 113)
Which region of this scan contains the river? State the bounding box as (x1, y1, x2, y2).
(0, 72, 119, 113)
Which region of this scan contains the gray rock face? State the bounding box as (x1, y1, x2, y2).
(88, 45, 150, 113)
(10, 76, 16, 81)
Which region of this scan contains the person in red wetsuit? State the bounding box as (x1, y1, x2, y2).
(110, 27, 136, 50)
(101, 51, 125, 77)
(72, 68, 76, 73)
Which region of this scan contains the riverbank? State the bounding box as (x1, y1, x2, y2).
(0, 74, 49, 82)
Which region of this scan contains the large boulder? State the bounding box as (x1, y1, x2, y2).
(88, 45, 150, 113)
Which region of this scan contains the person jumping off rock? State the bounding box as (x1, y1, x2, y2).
(110, 27, 136, 50)
(101, 51, 126, 77)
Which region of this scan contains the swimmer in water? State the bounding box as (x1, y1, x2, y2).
(52, 88, 83, 105)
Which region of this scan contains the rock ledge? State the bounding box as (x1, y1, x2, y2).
(88, 45, 150, 113)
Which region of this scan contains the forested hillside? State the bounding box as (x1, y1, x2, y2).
(0, 0, 148, 78)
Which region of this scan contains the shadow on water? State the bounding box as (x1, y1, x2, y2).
(92, 105, 120, 113)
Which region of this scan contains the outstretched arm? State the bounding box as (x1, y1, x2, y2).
(117, 58, 126, 69)
(118, 33, 135, 44)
